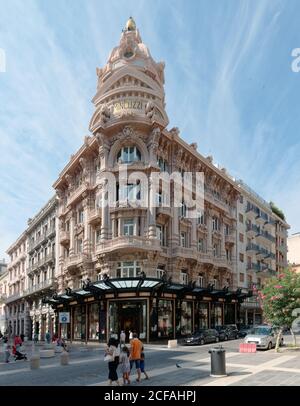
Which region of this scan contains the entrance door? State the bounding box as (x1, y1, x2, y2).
(109, 300, 147, 342)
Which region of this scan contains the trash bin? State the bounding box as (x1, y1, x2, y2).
(208, 347, 227, 377)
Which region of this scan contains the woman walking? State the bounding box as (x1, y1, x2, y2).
(105, 337, 120, 386)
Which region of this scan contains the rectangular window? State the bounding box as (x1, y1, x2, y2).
(239, 195, 244, 204)
(156, 225, 164, 245)
(198, 274, 204, 287)
(239, 273, 244, 282)
(239, 233, 244, 243)
(116, 261, 141, 278)
(78, 210, 84, 224)
(197, 210, 205, 225)
(180, 270, 188, 285)
(180, 232, 186, 248)
(77, 239, 83, 253)
(239, 213, 244, 223)
(212, 217, 219, 231)
(239, 253, 244, 262)
(197, 239, 204, 252)
(224, 224, 230, 235)
(123, 219, 134, 236)
(156, 265, 165, 279)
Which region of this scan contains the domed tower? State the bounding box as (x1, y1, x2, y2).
(89, 17, 169, 133)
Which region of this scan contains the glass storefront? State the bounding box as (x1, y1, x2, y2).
(89, 303, 99, 340)
(73, 305, 86, 340)
(109, 300, 147, 341)
(99, 301, 107, 342)
(210, 303, 223, 327)
(157, 299, 173, 338)
(224, 303, 236, 325)
(176, 300, 192, 336)
(194, 302, 209, 330)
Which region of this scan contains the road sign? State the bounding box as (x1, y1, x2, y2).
(59, 312, 70, 323)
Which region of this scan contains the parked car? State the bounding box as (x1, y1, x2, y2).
(184, 329, 220, 345)
(238, 325, 255, 338)
(215, 325, 239, 340)
(244, 325, 284, 350)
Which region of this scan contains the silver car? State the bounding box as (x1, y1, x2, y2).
(244, 325, 283, 350)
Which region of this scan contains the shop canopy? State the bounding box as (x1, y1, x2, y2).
(43, 274, 252, 307)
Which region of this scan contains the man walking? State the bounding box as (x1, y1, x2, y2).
(129, 333, 143, 382)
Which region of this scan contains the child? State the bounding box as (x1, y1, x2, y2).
(3, 340, 11, 363)
(140, 348, 149, 380)
(119, 345, 131, 385)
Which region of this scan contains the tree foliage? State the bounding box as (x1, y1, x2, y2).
(258, 268, 300, 328)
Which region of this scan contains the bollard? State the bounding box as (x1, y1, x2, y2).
(208, 347, 227, 377)
(30, 354, 40, 370)
(167, 339, 178, 348)
(60, 351, 69, 366)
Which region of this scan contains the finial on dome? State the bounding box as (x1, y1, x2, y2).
(126, 16, 136, 31)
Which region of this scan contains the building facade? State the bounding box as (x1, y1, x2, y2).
(3, 18, 289, 343)
(24, 196, 57, 340)
(288, 233, 300, 273)
(236, 181, 289, 325)
(0, 259, 8, 334)
(5, 232, 28, 337)
(50, 18, 247, 343)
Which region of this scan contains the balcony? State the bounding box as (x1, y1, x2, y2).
(246, 243, 260, 255)
(23, 278, 55, 297)
(67, 182, 90, 206)
(156, 206, 172, 218)
(60, 230, 70, 245)
(246, 224, 259, 238)
(246, 263, 261, 272)
(28, 227, 55, 252)
(5, 292, 21, 304)
(255, 213, 268, 225)
(264, 218, 275, 231)
(256, 247, 269, 260)
(172, 246, 196, 260)
(64, 253, 89, 270)
(246, 205, 259, 220)
(88, 208, 101, 225)
(256, 231, 276, 244)
(96, 236, 160, 254)
(225, 234, 235, 244)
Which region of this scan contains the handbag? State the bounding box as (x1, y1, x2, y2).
(104, 353, 114, 362)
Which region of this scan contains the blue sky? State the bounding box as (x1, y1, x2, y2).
(1, 0, 300, 257)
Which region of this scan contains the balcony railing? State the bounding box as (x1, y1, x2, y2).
(246, 263, 261, 272)
(246, 243, 260, 253)
(96, 236, 160, 253)
(225, 234, 235, 244)
(5, 292, 21, 304)
(28, 253, 55, 273)
(22, 279, 55, 297)
(28, 227, 55, 251)
(256, 231, 276, 244)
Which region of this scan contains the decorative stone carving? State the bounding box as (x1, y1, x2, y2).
(99, 103, 111, 124)
(145, 101, 155, 119)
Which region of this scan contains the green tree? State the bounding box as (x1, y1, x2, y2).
(258, 268, 300, 352)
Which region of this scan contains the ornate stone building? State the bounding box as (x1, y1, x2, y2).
(51, 18, 245, 342)
(24, 196, 57, 340)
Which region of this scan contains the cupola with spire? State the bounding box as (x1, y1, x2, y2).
(89, 18, 169, 133)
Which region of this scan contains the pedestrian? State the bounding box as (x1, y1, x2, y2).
(105, 337, 120, 386)
(120, 330, 126, 347)
(129, 333, 143, 382)
(140, 347, 149, 380)
(14, 334, 22, 351)
(119, 345, 131, 385)
(3, 337, 10, 363)
(34, 332, 38, 344)
(45, 331, 51, 344)
(129, 330, 133, 340)
(20, 333, 25, 343)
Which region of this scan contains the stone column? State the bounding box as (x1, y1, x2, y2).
(38, 311, 43, 341)
(118, 216, 122, 237)
(207, 210, 213, 255)
(220, 220, 226, 259)
(191, 218, 197, 249)
(69, 211, 75, 256)
(148, 177, 156, 239)
(111, 216, 116, 239)
(171, 206, 179, 246)
(134, 216, 138, 236)
(101, 188, 109, 241)
(140, 215, 145, 237)
(83, 199, 91, 254)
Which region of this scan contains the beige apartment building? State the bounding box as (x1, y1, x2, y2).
(287, 233, 300, 273)
(5, 232, 28, 337)
(3, 18, 289, 342)
(236, 181, 289, 325)
(0, 259, 8, 334)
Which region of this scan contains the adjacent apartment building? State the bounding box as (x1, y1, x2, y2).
(0, 259, 8, 334)
(3, 18, 289, 342)
(287, 233, 300, 273)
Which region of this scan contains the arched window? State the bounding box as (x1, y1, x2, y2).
(117, 146, 141, 163)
